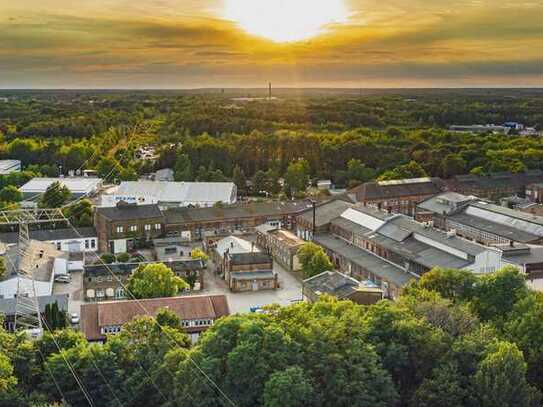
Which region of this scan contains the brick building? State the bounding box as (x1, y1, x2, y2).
(94, 203, 165, 253)
(256, 224, 304, 272)
(80, 294, 230, 343)
(349, 177, 444, 216)
(224, 252, 277, 292)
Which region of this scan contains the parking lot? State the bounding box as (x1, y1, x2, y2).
(52, 270, 84, 316)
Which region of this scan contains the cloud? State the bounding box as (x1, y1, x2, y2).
(0, 0, 542, 87)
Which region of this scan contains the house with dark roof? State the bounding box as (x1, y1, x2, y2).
(94, 202, 165, 253)
(303, 270, 383, 305)
(80, 294, 230, 343)
(0, 227, 97, 253)
(349, 177, 444, 216)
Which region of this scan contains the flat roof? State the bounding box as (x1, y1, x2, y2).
(0, 160, 21, 171)
(20, 177, 102, 194)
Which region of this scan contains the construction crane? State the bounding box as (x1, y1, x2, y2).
(0, 208, 67, 336)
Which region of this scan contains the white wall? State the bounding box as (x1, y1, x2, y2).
(112, 239, 127, 254)
(464, 249, 503, 274)
(50, 237, 98, 253)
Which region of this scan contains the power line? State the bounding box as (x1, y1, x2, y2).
(62, 220, 238, 407)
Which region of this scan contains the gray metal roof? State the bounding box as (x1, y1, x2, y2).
(303, 270, 379, 299)
(0, 294, 69, 315)
(0, 227, 97, 245)
(230, 271, 275, 280)
(297, 199, 353, 227)
(314, 234, 415, 287)
(447, 212, 541, 243)
(469, 201, 543, 229)
(417, 192, 475, 215)
(96, 204, 164, 222)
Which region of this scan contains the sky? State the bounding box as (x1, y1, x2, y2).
(1, 0, 542, 88)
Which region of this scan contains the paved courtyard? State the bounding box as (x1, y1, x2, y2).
(53, 270, 84, 316)
(202, 261, 304, 314)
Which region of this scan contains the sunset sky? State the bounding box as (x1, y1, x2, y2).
(1, 0, 542, 88)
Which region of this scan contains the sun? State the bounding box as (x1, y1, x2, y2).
(223, 0, 349, 43)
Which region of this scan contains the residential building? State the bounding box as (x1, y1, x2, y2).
(417, 192, 543, 245)
(256, 224, 304, 272)
(84, 259, 205, 301)
(165, 200, 313, 240)
(0, 159, 21, 175)
(224, 252, 276, 292)
(303, 270, 383, 305)
(349, 177, 444, 216)
(296, 199, 353, 240)
(80, 294, 230, 343)
(445, 170, 543, 201)
(0, 227, 98, 253)
(19, 177, 103, 200)
(1, 294, 69, 332)
(100, 180, 237, 209)
(94, 203, 165, 253)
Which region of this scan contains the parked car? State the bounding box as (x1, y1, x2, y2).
(70, 313, 80, 325)
(54, 274, 71, 283)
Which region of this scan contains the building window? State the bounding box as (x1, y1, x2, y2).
(116, 226, 124, 233)
(107, 275, 113, 282)
(115, 287, 125, 299)
(129, 225, 137, 232)
(91, 239, 96, 249)
(97, 277, 103, 283)
(144, 224, 151, 231)
(85, 239, 90, 249)
(154, 223, 162, 230)
(56, 242, 61, 250)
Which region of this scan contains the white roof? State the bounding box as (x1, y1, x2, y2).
(341, 208, 385, 231)
(115, 181, 236, 204)
(20, 177, 103, 194)
(0, 159, 21, 171)
(215, 236, 260, 257)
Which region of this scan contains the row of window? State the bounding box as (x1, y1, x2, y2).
(180, 319, 213, 327)
(95, 287, 125, 298)
(115, 223, 162, 233)
(101, 325, 122, 334)
(55, 238, 96, 251)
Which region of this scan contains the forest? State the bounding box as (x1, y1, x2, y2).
(0, 266, 542, 406)
(1, 89, 543, 202)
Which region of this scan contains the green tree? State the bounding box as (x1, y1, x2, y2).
(191, 248, 209, 263)
(0, 185, 22, 203)
(284, 159, 310, 197)
(379, 160, 427, 181)
(0, 257, 6, 280)
(471, 266, 528, 323)
(0, 352, 17, 393)
(263, 366, 314, 407)
(411, 267, 477, 302)
(474, 341, 541, 407)
(116, 252, 130, 263)
(44, 301, 67, 331)
(410, 362, 467, 407)
(96, 157, 122, 182)
(100, 253, 116, 264)
(232, 165, 247, 196)
(441, 154, 467, 178)
(347, 158, 375, 185)
(297, 242, 334, 278)
(63, 198, 93, 227)
(39, 181, 71, 208)
(127, 263, 189, 299)
(174, 153, 193, 181)
(252, 170, 268, 195)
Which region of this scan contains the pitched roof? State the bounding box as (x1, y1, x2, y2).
(81, 294, 229, 341)
(0, 227, 97, 245)
(303, 269, 382, 299)
(164, 200, 312, 225)
(297, 199, 353, 228)
(115, 181, 236, 204)
(96, 204, 164, 222)
(351, 177, 443, 201)
(228, 252, 272, 265)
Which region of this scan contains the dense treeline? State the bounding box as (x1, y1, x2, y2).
(1, 266, 542, 406)
(1, 91, 543, 197)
